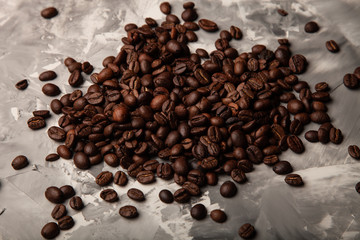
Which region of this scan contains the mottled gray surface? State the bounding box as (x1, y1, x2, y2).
(0, 0, 360, 239)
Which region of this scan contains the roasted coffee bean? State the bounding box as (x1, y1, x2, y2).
(287, 99, 304, 114)
(82, 61, 94, 74)
(348, 145, 360, 159)
(68, 70, 83, 87)
(263, 155, 279, 166)
(231, 169, 247, 183)
(15, 79, 28, 90)
(182, 181, 200, 196)
(58, 216, 74, 230)
(57, 145, 72, 160)
(206, 172, 218, 185)
(246, 145, 263, 164)
(45, 186, 64, 204)
(230, 25, 242, 40)
(289, 119, 303, 135)
(157, 163, 173, 179)
(343, 74, 359, 89)
(305, 130, 319, 142)
(273, 161, 293, 175)
(191, 204, 207, 220)
(318, 128, 330, 144)
(42, 83, 61, 96)
(304, 21, 319, 33)
(127, 188, 145, 201)
(329, 128, 343, 144)
(48, 126, 66, 142)
(96, 171, 113, 186)
(73, 152, 90, 169)
(310, 111, 330, 124)
(174, 188, 190, 203)
(289, 54, 307, 74)
(238, 223, 256, 239)
(39, 71, 57, 81)
(41, 7, 58, 19)
(356, 182, 360, 193)
(183, 1, 195, 9)
(33, 110, 50, 119)
(119, 205, 138, 218)
(210, 209, 227, 223)
(137, 170, 155, 184)
(104, 153, 119, 167)
(11, 155, 29, 170)
(220, 181, 237, 198)
(198, 19, 218, 32)
(315, 82, 329, 92)
(51, 204, 67, 220)
(50, 99, 63, 114)
(159, 189, 174, 203)
(100, 189, 118, 202)
(69, 196, 84, 210)
(41, 222, 60, 239)
(60, 185, 75, 199)
(287, 135, 304, 154)
(114, 171, 128, 186)
(27, 116, 46, 130)
(284, 174, 304, 186)
(46, 153, 60, 162)
(182, 9, 198, 22)
(277, 9, 288, 16)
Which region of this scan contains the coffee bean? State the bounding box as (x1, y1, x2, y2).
(182, 181, 200, 196)
(343, 74, 359, 89)
(159, 189, 174, 203)
(119, 205, 138, 218)
(273, 161, 293, 175)
(305, 130, 319, 142)
(68, 70, 83, 87)
(263, 155, 279, 166)
(174, 188, 190, 203)
(289, 54, 307, 74)
(27, 116, 46, 130)
(166, 40, 182, 55)
(48, 126, 66, 142)
(325, 40, 339, 53)
(11, 155, 29, 170)
(46, 153, 60, 162)
(50, 99, 63, 114)
(289, 119, 303, 135)
(100, 189, 118, 202)
(15, 79, 28, 90)
(310, 111, 330, 124)
(39, 71, 57, 81)
(96, 171, 113, 186)
(69, 196, 84, 210)
(329, 128, 343, 144)
(277, 9, 288, 16)
(348, 145, 360, 159)
(51, 204, 67, 220)
(82, 61, 94, 74)
(287, 99, 304, 114)
(41, 222, 60, 239)
(284, 174, 304, 186)
(230, 25, 242, 40)
(182, 9, 198, 22)
(238, 223, 256, 239)
(45, 186, 64, 204)
(60, 185, 75, 199)
(114, 171, 128, 186)
(104, 153, 119, 167)
(210, 209, 227, 223)
(73, 152, 90, 169)
(127, 188, 145, 201)
(32, 110, 50, 119)
(191, 204, 207, 220)
(355, 182, 360, 193)
(220, 181, 237, 198)
(198, 19, 218, 32)
(287, 135, 304, 154)
(231, 169, 247, 183)
(315, 82, 329, 92)
(42, 83, 60, 96)
(304, 21, 319, 33)
(137, 170, 155, 184)
(246, 145, 263, 164)
(58, 215, 74, 230)
(41, 7, 58, 19)
(318, 128, 330, 144)
(57, 145, 72, 159)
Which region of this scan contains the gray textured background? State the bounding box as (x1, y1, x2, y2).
(1, 0, 360, 239)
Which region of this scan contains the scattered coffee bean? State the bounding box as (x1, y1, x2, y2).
(343, 73, 359, 89)
(326, 40, 339, 53)
(220, 181, 237, 198)
(174, 188, 191, 203)
(304, 21, 319, 33)
(57, 145, 72, 159)
(287, 135, 304, 154)
(127, 188, 145, 201)
(238, 223, 256, 239)
(15, 79, 28, 90)
(41, 222, 60, 239)
(210, 209, 227, 223)
(114, 171, 128, 186)
(51, 204, 67, 220)
(190, 204, 207, 220)
(305, 130, 319, 142)
(273, 161, 293, 175)
(284, 174, 304, 186)
(96, 171, 113, 186)
(119, 205, 138, 218)
(58, 215, 74, 230)
(11, 155, 29, 170)
(159, 189, 174, 203)
(329, 128, 343, 144)
(45, 186, 64, 204)
(27, 116, 46, 130)
(46, 153, 60, 162)
(69, 196, 84, 210)
(277, 9, 288, 16)
(48, 126, 66, 142)
(42, 83, 61, 96)
(160, 2, 171, 14)
(60, 185, 75, 199)
(39, 71, 57, 81)
(198, 19, 218, 32)
(348, 145, 360, 159)
(136, 170, 156, 184)
(41, 7, 58, 19)
(100, 189, 118, 202)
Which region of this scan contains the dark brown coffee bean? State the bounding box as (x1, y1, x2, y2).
(183, 1, 195, 9)
(304, 21, 319, 33)
(68, 70, 83, 87)
(114, 171, 128, 186)
(263, 155, 279, 166)
(41, 7, 58, 19)
(198, 19, 218, 32)
(315, 82, 329, 92)
(182, 181, 200, 196)
(58, 216, 74, 230)
(277, 9, 288, 16)
(220, 181, 237, 198)
(160, 2, 171, 14)
(137, 170, 155, 184)
(329, 128, 343, 144)
(231, 169, 247, 183)
(157, 163, 173, 180)
(46, 153, 60, 162)
(238, 223, 256, 239)
(42, 83, 60, 96)
(210, 209, 227, 223)
(318, 128, 330, 144)
(355, 182, 360, 193)
(285, 174, 304, 186)
(27, 116, 46, 130)
(174, 188, 190, 203)
(287, 135, 304, 154)
(230, 25, 242, 40)
(95, 171, 113, 186)
(104, 153, 119, 167)
(100, 189, 118, 202)
(82, 61, 94, 74)
(182, 9, 198, 22)
(119, 205, 138, 218)
(289, 119, 303, 135)
(287, 99, 304, 114)
(41, 222, 60, 239)
(15, 79, 28, 90)
(246, 145, 263, 164)
(348, 145, 360, 159)
(310, 111, 330, 124)
(32, 110, 50, 119)
(48, 126, 66, 142)
(289, 54, 307, 74)
(273, 161, 293, 175)
(73, 152, 90, 169)
(60, 185, 75, 199)
(127, 188, 145, 201)
(159, 189, 174, 203)
(51, 204, 67, 220)
(191, 204, 207, 220)
(69, 196, 84, 210)
(39, 71, 57, 81)
(11, 155, 29, 170)
(343, 74, 359, 89)
(45, 186, 64, 204)
(305, 130, 319, 142)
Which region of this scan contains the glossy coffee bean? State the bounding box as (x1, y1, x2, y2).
(15, 79, 28, 90)
(284, 174, 304, 186)
(45, 186, 64, 204)
(326, 40, 339, 53)
(100, 189, 118, 202)
(304, 21, 319, 33)
(60, 185, 75, 199)
(238, 223, 256, 239)
(210, 209, 227, 223)
(11, 155, 29, 170)
(348, 145, 360, 159)
(69, 196, 84, 210)
(273, 161, 293, 175)
(119, 205, 138, 218)
(41, 7, 58, 19)
(58, 216, 74, 230)
(220, 181, 237, 198)
(127, 188, 145, 201)
(159, 189, 174, 203)
(41, 222, 60, 239)
(51, 204, 67, 220)
(96, 171, 113, 186)
(191, 204, 207, 220)
(42, 83, 61, 96)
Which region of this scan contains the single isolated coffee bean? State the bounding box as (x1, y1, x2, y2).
(348, 145, 360, 159)
(273, 161, 293, 175)
(238, 223, 256, 239)
(284, 174, 304, 186)
(69, 196, 84, 210)
(46, 153, 60, 162)
(39, 71, 57, 81)
(41, 222, 60, 239)
(45, 186, 64, 204)
(119, 205, 138, 219)
(127, 188, 145, 201)
(159, 189, 174, 203)
(27, 116, 46, 130)
(42, 83, 61, 96)
(11, 155, 29, 170)
(41, 7, 58, 19)
(325, 40, 339, 53)
(160, 2, 171, 14)
(190, 204, 207, 220)
(15, 79, 28, 90)
(60, 185, 75, 199)
(220, 181, 237, 198)
(210, 209, 227, 223)
(100, 189, 118, 202)
(304, 21, 319, 33)
(58, 215, 74, 230)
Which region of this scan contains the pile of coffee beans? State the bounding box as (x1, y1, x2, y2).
(11, 1, 359, 239)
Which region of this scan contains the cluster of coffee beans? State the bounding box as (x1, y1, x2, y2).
(12, 1, 358, 239)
